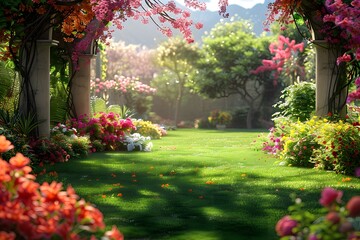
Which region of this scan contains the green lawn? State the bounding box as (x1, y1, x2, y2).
(38, 129, 360, 240)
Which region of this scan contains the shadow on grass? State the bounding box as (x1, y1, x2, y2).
(36, 129, 360, 240)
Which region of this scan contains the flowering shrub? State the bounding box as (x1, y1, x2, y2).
(68, 112, 136, 151)
(208, 110, 232, 126)
(132, 119, 162, 139)
(0, 135, 123, 239)
(276, 187, 360, 239)
(51, 123, 78, 138)
(262, 117, 292, 155)
(29, 138, 71, 165)
(263, 116, 360, 176)
(124, 133, 153, 152)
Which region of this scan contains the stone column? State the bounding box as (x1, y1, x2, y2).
(71, 54, 95, 118)
(27, 40, 58, 137)
(313, 40, 347, 117)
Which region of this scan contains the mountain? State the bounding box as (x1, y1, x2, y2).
(111, 1, 271, 48)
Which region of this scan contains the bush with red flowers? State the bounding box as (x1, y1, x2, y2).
(67, 112, 136, 151)
(276, 187, 360, 239)
(0, 135, 123, 239)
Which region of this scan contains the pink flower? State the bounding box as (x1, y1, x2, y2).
(346, 196, 360, 217)
(326, 212, 341, 224)
(319, 187, 343, 207)
(275, 215, 298, 237)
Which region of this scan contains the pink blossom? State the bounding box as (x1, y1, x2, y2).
(319, 187, 343, 207)
(275, 215, 298, 237)
(346, 196, 360, 217)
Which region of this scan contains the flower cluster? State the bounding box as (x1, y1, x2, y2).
(276, 187, 360, 239)
(132, 119, 164, 139)
(91, 75, 156, 97)
(124, 133, 153, 152)
(252, 35, 305, 84)
(263, 116, 360, 176)
(208, 110, 232, 126)
(0, 135, 123, 239)
(51, 123, 78, 138)
(67, 112, 136, 151)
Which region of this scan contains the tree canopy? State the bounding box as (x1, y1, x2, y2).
(194, 19, 273, 128)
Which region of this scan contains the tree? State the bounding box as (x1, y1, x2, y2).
(155, 37, 200, 126)
(252, 35, 305, 86)
(194, 19, 273, 128)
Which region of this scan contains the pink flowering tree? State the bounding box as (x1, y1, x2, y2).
(265, 0, 360, 117)
(90, 75, 156, 117)
(252, 35, 305, 86)
(105, 40, 157, 82)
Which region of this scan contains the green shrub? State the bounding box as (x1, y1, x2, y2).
(208, 110, 232, 125)
(273, 81, 315, 121)
(68, 136, 90, 158)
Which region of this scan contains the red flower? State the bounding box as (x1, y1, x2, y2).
(346, 196, 360, 217)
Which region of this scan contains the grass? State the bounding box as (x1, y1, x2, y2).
(37, 129, 360, 240)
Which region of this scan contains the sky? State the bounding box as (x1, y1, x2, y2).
(176, 0, 265, 11)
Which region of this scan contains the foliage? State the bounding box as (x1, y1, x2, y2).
(0, 61, 14, 103)
(273, 81, 316, 121)
(132, 119, 163, 139)
(0, 109, 43, 139)
(68, 136, 91, 158)
(276, 187, 360, 239)
(208, 110, 232, 126)
(263, 116, 360, 176)
(194, 19, 274, 128)
(29, 137, 71, 165)
(67, 112, 136, 151)
(0, 135, 123, 239)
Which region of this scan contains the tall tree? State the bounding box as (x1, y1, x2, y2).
(194, 19, 273, 128)
(155, 37, 200, 126)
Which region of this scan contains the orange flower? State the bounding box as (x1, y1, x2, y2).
(0, 231, 15, 240)
(0, 135, 14, 153)
(9, 153, 30, 169)
(205, 180, 214, 185)
(40, 181, 63, 202)
(104, 226, 124, 240)
(117, 193, 123, 197)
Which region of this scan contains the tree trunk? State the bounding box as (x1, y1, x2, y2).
(246, 104, 254, 129)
